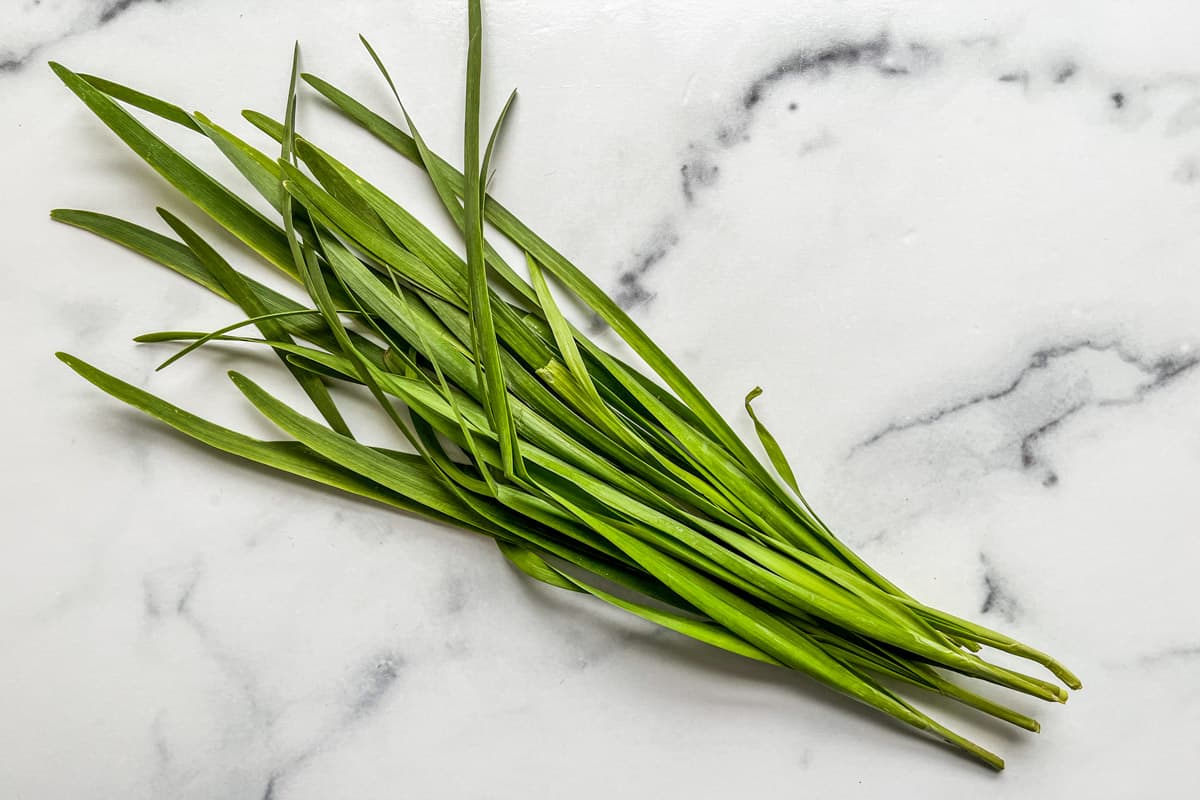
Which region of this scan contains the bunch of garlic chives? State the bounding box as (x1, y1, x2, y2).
(51, 1, 1079, 770)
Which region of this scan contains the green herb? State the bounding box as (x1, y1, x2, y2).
(49, 1, 1079, 770)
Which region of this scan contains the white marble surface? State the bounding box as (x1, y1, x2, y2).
(3, 0, 1198, 796)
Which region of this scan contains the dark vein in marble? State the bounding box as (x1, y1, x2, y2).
(852, 340, 1200, 457)
(143, 565, 201, 620)
(352, 653, 402, 715)
(615, 30, 1105, 311)
(180, 610, 268, 722)
(616, 29, 945, 307)
(175, 577, 196, 614)
(1053, 62, 1079, 84)
(0, 55, 28, 73)
(979, 554, 1020, 622)
(151, 715, 171, 768)
(993, 61, 1141, 114)
(1173, 159, 1200, 184)
(722, 34, 940, 148)
(99, 0, 161, 26)
(740, 34, 896, 113)
(441, 573, 469, 615)
(1139, 643, 1200, 665)
(0, 0, 170, 77)
(665, 30, 1108, 220)
(607, 32, 943, 307)
(165, 627, 405, 797)
(680, 146, 719, 205)
(1018, 400, 1086, 479)
(266, 650, 405, 790)
(1098, 349, 1199, 403)
(609, 30, 1148, 322)
(2, 44, 46, 76)
(613, 224, 680, 309)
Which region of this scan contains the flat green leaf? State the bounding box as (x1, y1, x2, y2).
(227, 369, 483, 524)
(193, 113, 287, 212)
(480, 88, 517, 192)
(78, 72, 203, 132)
(544, 552, 783, 666)
(50, 62, 297, 276)
(496, 540, 583, 592)
(56, 353, 471, 528)
(158, 208, 353, 438)
(138, 307, 351, 370)
(295, 138, 460, 276)
(51, 209, 221, 294)
(279, 165, 458, 302)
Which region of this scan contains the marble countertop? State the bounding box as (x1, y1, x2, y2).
(3, 1, 1197, 797)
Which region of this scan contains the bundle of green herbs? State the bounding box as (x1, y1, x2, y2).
(50, 1, 1079, 770)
